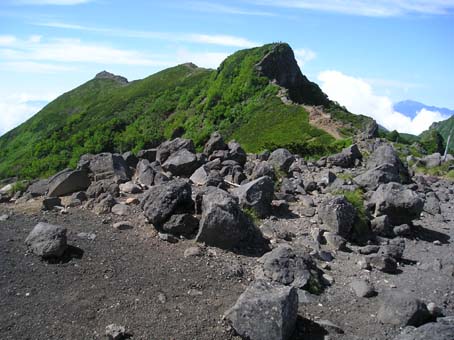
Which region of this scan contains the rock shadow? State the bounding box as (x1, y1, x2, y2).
(291, 316, 328, 340)
(410, 225, 450, 244)
(45, 245, 84, 264)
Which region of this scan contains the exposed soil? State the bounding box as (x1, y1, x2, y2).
(1, 196, 453, 340)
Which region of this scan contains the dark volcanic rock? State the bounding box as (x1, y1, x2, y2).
(141, 179, 193, 228)
(354, 163, 401, 191)
(204, 131, 227, 155)
(377, 291, 431, 327)
(88, 153, 130, 183)
(26, 179, 49, 197)
(233, 176, 274, 218)
(135, 159, 155, 187)
(25, 222, 67, 258)
(225, 280, 298, 340)
(162, 149, 199, 177)
(162, 213, 199, 238)
(48, 169, 90, 197)
(122, 151, 139, 168)
(369, 182, 424, 226)
(318, 196, 357, 238)
(268, 148, 295, 174)
(367, 144, 410, 184)
(327, 144, 362, 168)
(195, 188, 251, 249)
(227, 140, 247, 166)
(393, 317, 454, 340)
(156, 138, 195, 164)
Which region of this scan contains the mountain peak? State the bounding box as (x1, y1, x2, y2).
(256, 43, 330, 106)
(95, 71, 128, 85)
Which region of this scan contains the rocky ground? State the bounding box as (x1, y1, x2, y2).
(1, 131, 453, 340)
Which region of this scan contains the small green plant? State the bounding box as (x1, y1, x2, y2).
(334, 189, 370, 240)
(243, 207, 261, 225)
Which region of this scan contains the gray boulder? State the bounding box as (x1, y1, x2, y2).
(141, 179, 193, 228)
(227, 140, 247, 166)
(42, 197, 62, 211)
(354, 163, 401, 190)
(162, 149, 199, 177)
(204, 131, 227, 155)
(369, 182, 424, 226)
(424, 192, 441, 215)
(48, 169, 90, 197)
(122, 151, 139, 168)
(135, 159, 155, 187)
(421, 153, 442, 168)
(367, 144, 410, 183)
(251, 161, 276, 180)
(119, 181, 142, 194)
(318, 196, 357, 238)
(393, 317, 454, 340)
(156, 138, 195, 164)
(89, 153, 130, 182)
(268, 149, 295, 173)
(327, 144, 362, 168)
(27, 179, 49, 197)
(195, 188, 251, 249)
(25, 223, 67, 258)
(378, 291, 431, 327)
(233, 176, 274, 218)
(225, 280, 298, 340)
(86, 180, 119, 198)
(255, 245, 322, 292)
(370, 215, 394, 237)
(190, 165, 210, 186)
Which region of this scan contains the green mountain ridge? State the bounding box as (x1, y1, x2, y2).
(0, 43, 372, 180)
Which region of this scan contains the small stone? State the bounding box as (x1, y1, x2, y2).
(77, 232, 96, 240)
(350, 279, 376, 298)
(358, 245, 380, 255)
(322, 273, 335, 285)
(0, 214, 9, 221)
(433, 240, 442, 246)
(427, 302, 443, 317)
(184, 246, 202, 257)
(125, 197, 139, 205)
(393, 224, 411, 237)
(358, 257, 371, 270)
(157, 292, 167, 304)
(111, 204, 130, 216)
(113, 221, 134, 230)
(105, 324, 126, 340)
(158, 232, 178, 243)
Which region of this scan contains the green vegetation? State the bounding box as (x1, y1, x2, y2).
(335, 189, 370, 240)
(242, 207, 261, 225)
(419, 130, 445, 154)
(0, 43, 371, 180)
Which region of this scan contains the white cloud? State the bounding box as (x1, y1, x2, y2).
(36, 21, 259, 48)
(188, 2, 275, 16)
(0, 35, 17, 45)
(0, 61, 76, 73)
(0, 92, 57, 136)
(294, 48, 316, 67)
(250, 0, 454, 17)
(317, 70, 448, 134)
(14, 0, 92, 5)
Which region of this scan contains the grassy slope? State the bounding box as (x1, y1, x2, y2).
(0, 43, 365, 180)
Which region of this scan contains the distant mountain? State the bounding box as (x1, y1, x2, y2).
(394, 100, 454, 119)
(0, 43, 373, 179)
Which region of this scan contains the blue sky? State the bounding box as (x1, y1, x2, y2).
(0, 0, 453, 135)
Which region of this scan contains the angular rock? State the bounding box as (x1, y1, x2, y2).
(48, 169, 90, 197)
(137, 148, 157, 162)
(369, 182, 424, 226)
(227, 140, 247, 166)
(135, 159, 155, 187)
(204, 131, 227, 155)
(141, 179, 193, 228)
(225, 280, 298, 340)
(233, 176, 274, 218)
(424, 192, 441, 215)
(252, 161, 276, 180)
(42, 197, 62, 211)
(119, 181, 142, 194)
(122, 151, 139, 168)
(367, 254, 398, 273)
(371, 215, 394, 237)
(318, 196, 357, 238)
(354, 163, 401, 191)
(323, 232, 347, 251)
(367, 144, 410, 183)
(378, 291, 431, 327)
(268, 148, 295, 173)
(327, 144, 362, 168)
(190, 165, 210, 186)
(25, 222, 67, 258)
(26, 179, 49, 197)
(421, 153, 442, 169)
(94, 194, 116, 214)
(393, 320, 454, 340)
(86, 180, 119, 198)
(162, 149, 199, 177)
(111, 204, 130, 216)
(162, 213, 199, 237)
(156, 138, 195, 164)
(195, 188, 251, 249)
(89, 153, 130, 182)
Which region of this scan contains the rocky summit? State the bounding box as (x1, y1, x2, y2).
(1, 128, 454, 340)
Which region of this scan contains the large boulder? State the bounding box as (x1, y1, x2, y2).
(268, 149, 295, 174)
(156, 138, 195, 164)
(354, 163, 401, 190)
(377, 291, 431, 327)
(162, 149, 199, 177)
(255, 245, 323, 293)
(233, 176, 274, 218)
(26, 179, 49, 197)
(393, 317, 454, 340)
(204, 131, 227, 155)
(420, 153, 442, 168)
(327, 144, 362, 168)
(195, 188, 251, 249)
(25, 223, 67, 258)
(140, 179, 193, 228)
(225, 280, 298, 340)
(367, 144, 410, 183)
(135, 159, 155, 187)
(47, 169, 90, 197)
(369, 182, 424, 226)
(88, 153, 130, 183)
(227, 140, 247, 166)
(318, 196, 357, 238)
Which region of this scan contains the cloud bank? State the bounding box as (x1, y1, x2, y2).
(317, 70, 448, 134)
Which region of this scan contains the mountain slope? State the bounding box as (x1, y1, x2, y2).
(0, 43, 372, 179)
